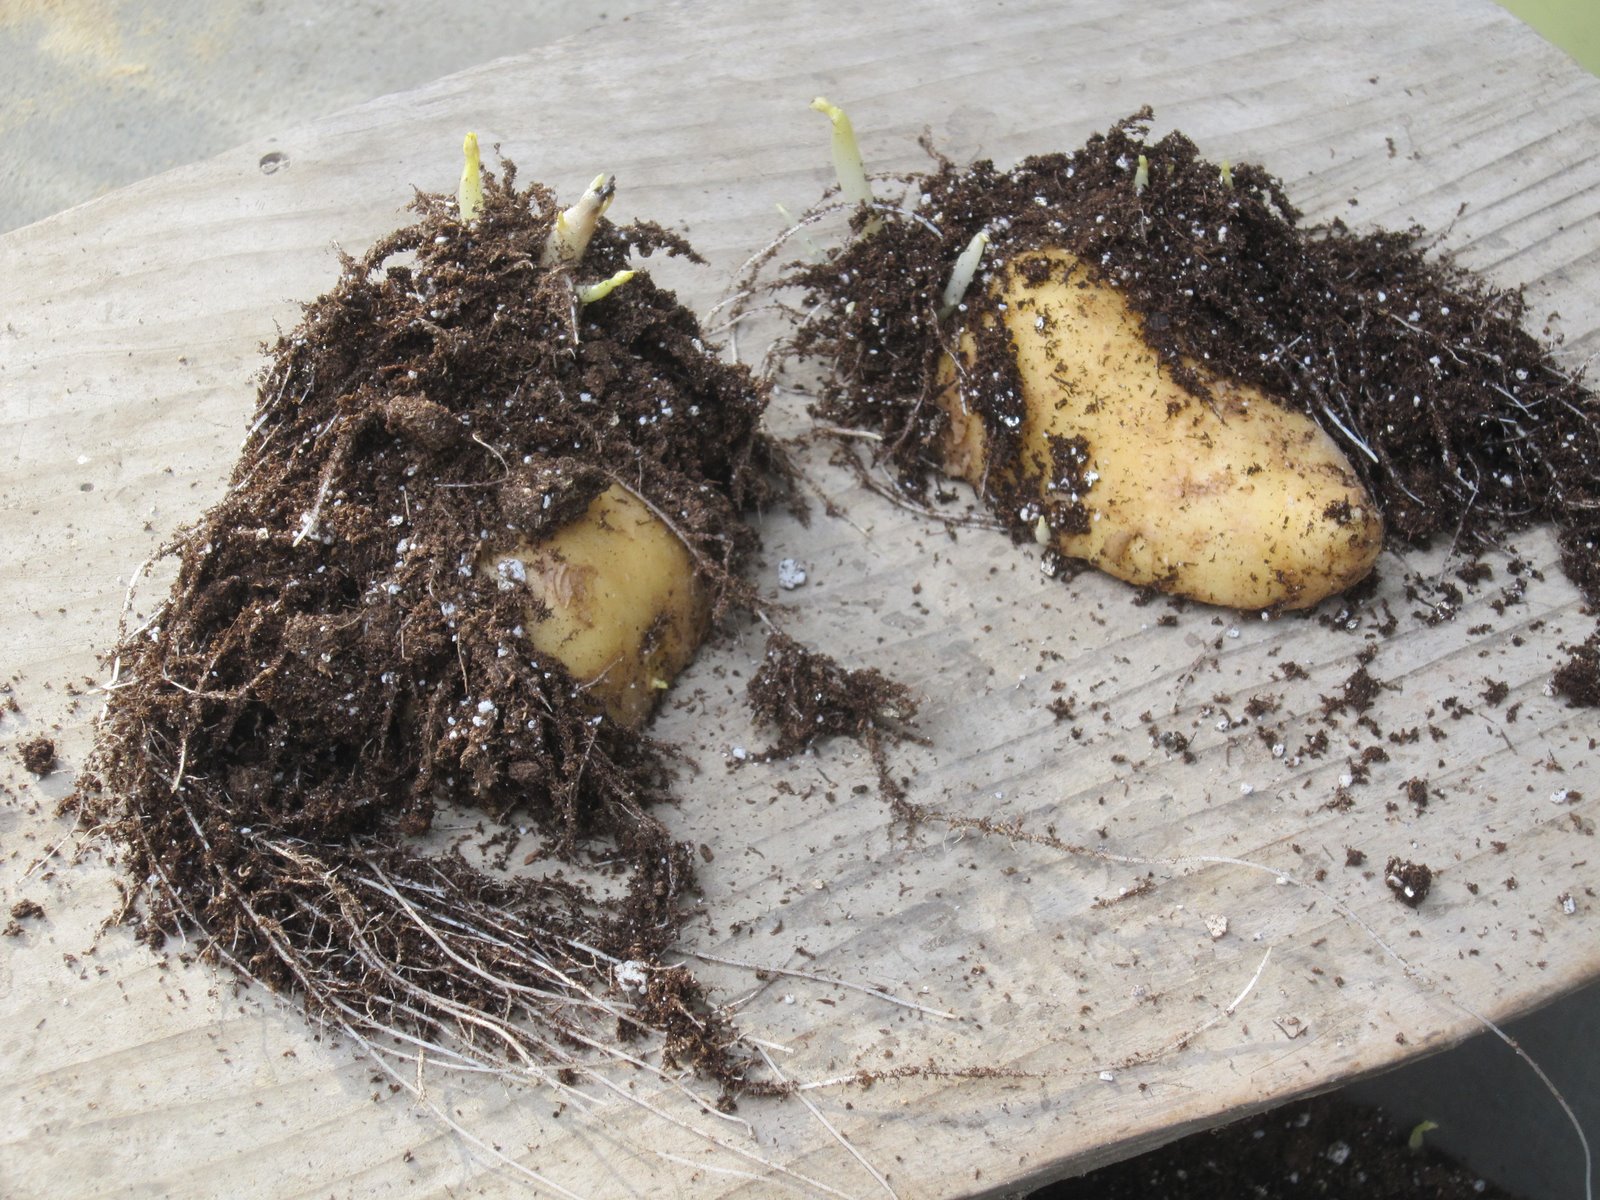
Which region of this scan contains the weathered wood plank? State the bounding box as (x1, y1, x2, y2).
(2, 1, 1597, 1197)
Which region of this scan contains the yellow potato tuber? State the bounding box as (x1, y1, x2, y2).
(487, 484, 709, 728)
(938, 249, 1383, 610)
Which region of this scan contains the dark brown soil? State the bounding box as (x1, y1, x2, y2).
(746, 630, 918, 795)
(1553, 631, 1600, 705)
(9, 897, 44, 921)
(780, 109, 1599, 685)
(5, 897, 45, 938)
(1030, 1094, 1517, 1199)
(18, 735, 56, 775)
(1384, 857, 1434, 908)
(75, 159, 809, 1096)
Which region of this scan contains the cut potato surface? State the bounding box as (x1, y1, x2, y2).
(939, 249, 1383, 610)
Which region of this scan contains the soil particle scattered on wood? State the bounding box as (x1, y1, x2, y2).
(747, 632, 918, 788)
(1402, 777, 1430, 811)
(1385, 857, 1434, 907)
(1321, 665, 1383, 717)
(18, 735, 56, 775)
(75, 158, 798, 1094)
(1553, 631, 1600, 706)
(4, 898, 44, 938)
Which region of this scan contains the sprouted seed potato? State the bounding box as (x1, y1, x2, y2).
(808, 99, 1382, 611)
(786, 103, 1598, 653)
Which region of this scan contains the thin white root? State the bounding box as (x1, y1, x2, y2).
(759, 1046, 899, 1200)
(680, 948, 958, 1020)
(1108, 947, 1273, 1072)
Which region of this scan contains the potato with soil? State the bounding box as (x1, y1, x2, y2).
(82, 148, 781, 1092)
(938, 247, 1382, 609)
(452, 170, 727, 729)
(788, 108, 1560, 612)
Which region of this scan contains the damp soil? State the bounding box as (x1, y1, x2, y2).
(18, 735, 56, 775)
(1029, 1093, 1518, 1200)
(782, 108, 1600, 687)
(73, 160, 896, 1097)
(747, 629, 919, 798)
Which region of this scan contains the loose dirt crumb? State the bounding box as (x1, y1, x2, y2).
(1401, 777, 1430, 811)
(18, 736, 55, 776)
(1385, 857, 1434, 907)
(747, 632, 917, 759)
(1552, 632, 1600, 706)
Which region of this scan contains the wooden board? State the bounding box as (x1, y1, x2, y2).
(2, 1, 1598, 1196)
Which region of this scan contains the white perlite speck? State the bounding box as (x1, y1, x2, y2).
(777, 558, 808, 590)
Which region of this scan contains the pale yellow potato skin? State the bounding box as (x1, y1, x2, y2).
(490, 484, 709, 728)
(940, 249, 1383, 610)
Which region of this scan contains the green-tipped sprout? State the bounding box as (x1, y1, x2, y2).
(1220, 158, 1234, 190)
(577, 269, 635, 305)
(811, 96, 880, 235)
(939, 229, 990, 319)
(1407, 1119, 1440, 1153)
(543, 173, 615, 266)
(1134, 153, 1150, 196)
(458, 131, 484, 224)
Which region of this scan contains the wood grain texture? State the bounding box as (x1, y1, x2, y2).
(2, 0, 1597, 1196)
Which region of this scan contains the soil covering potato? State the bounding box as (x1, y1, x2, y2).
(76, 155, 817, 1096)
(784, 109, 1600, 644)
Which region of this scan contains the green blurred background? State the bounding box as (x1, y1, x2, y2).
(1503, 0, 1600, 73)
